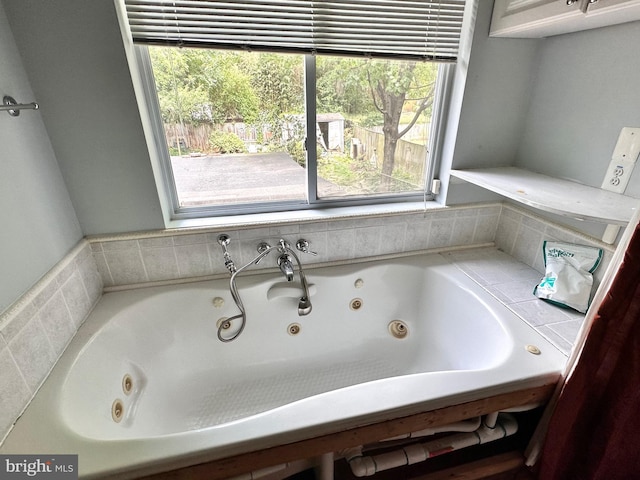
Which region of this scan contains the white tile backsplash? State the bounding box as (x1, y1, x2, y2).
(0, 240, 102, 443)
(495, 204, 615, 287)
(141, 246, 180, 282)
(89, 203, 616, 291)
(90, 204, 502, 288)
(38, 292, 76, 355)
(0, 347, 31, 441)
(9, 317, 56, 391)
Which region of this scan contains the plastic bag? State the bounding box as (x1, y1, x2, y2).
(534, 241, 603, 313)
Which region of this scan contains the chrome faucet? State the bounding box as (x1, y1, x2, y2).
(214, 235, 316, 342)
(271, 239, 313, 315)
(277, 253, 295, 281)
(275, 239, 294, 281)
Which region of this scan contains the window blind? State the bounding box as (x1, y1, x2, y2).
(124, 0, 467, 61)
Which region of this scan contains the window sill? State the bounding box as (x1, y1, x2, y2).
(166, 201, 446, 231)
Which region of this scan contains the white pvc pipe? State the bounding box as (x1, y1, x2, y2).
(379, 416, 482, 442)
(315, 452, 334, 480)
(226, 462, 289, 480)
(483, 411, 499, 429)
(346, 413, 518, 478)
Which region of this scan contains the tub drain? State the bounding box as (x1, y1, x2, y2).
(388, 320, 409, 339)
(112, 399, 124, 423)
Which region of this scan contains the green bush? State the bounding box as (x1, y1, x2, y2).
(209, 131, 247, 154)
(264, 139, 306, 167)
(287, 139, 306, 167)
(168, 146, 183, 156)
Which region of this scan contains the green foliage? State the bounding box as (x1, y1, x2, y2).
(317, 151, 421, 194)
(149, 47, 259, 125)
(149, 46, 438, 185)
(287, 139, 306, 166)
(316, 57, 374, 115)
(359, 112, 384, 128)
(318, 153, 361, 187)
(248, 53, 304, 116)
(261, 113, 306, 165)
(209, 131, 247, 154)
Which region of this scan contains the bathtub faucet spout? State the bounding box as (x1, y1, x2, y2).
(277, 254, 295, 281)
(277, 239, 313, 316)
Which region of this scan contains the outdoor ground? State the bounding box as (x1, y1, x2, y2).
(171, 152, 343, 206)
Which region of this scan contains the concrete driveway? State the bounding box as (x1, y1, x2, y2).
(171, 151, 342, 206)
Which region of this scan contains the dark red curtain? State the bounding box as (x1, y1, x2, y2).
(538, 223, 640, 479)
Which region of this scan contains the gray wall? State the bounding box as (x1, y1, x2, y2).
(516, 21, 640, 192)
(514, 20, 640, 238)
(3, 0, 165, 235)
(446, 6, 640, 238)
(0, 2, 82, 313)
(451, 1, 540, 171)
(442, 0, 540, 205)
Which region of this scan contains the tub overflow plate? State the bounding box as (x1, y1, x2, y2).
(525, 344, 541, 355)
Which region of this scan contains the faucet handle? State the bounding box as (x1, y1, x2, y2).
(257, 242, 271, 254)
(217, 234, 236, 274)
(217, 234, 231, 248)
(295, 239, 318, 256)
(255, 242, 271, 264)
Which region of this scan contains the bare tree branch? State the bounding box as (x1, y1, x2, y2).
(398, 90, 434, 138)
(366, 69, 385, 114)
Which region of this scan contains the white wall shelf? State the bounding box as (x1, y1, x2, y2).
(451, 167, 639, 226)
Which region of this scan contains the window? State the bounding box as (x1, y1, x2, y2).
(123, 0, 467, 219)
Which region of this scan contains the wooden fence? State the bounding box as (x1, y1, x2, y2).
(164, 123, 258, 153)
(164, 123, 427, 179)
(352, 126, 427, 178)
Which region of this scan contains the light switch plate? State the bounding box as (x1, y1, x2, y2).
(600, 127, 640, 244)
(611, 127, 640, 163)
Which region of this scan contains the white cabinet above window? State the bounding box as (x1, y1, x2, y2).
(490, 0, 640, 38)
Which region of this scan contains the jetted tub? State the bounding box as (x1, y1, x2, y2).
(1, 252, 567, 478)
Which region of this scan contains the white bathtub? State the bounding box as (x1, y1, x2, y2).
(1, 252, 566, 478)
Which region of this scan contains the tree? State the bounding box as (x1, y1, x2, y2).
(316, 57, 438, 190)
(316, 57, 375, 116)
(249, 53, 304, 116)
(365, 60, 437, 188)
(245, 53, 305, 155)
(149, 47, 259, 125)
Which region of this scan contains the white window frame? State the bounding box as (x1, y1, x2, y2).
(134, 46, 455, 220)
(114, 0, 477, 227)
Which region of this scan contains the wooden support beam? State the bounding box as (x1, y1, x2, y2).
(409, 451, 528, 480)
